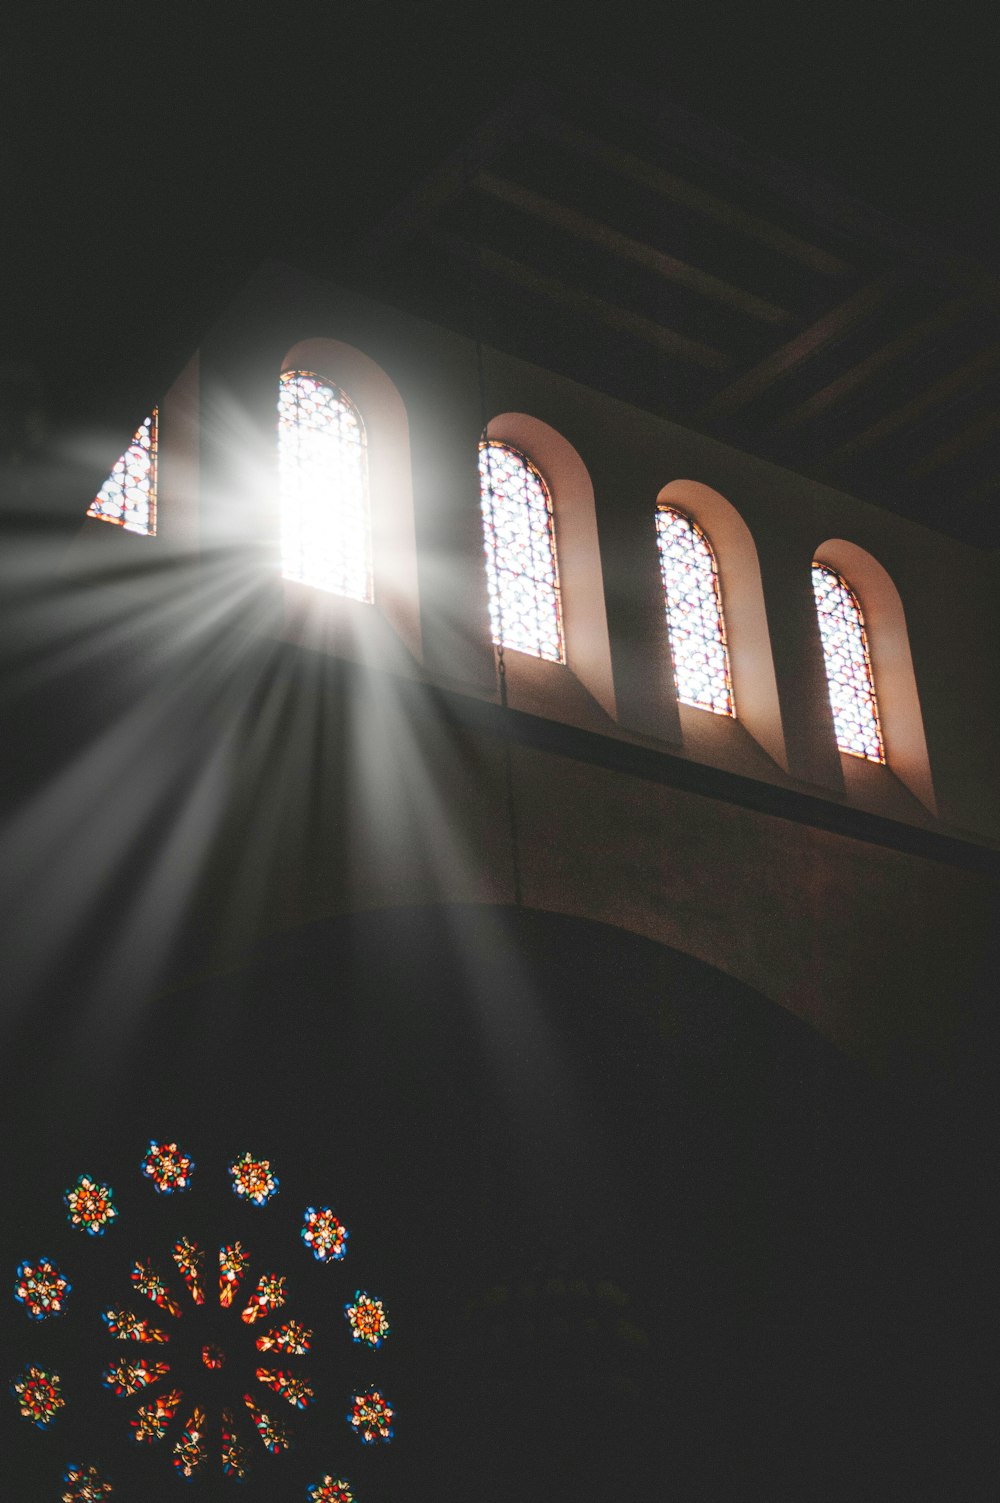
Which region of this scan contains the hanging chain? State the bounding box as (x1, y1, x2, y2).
(467, 150, 522, 906)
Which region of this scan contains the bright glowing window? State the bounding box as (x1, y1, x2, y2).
(87, 411, 157, 535)
(478, 440, 564, 663)
(278, 370, 372, 601)
(812, 563, 884, 762)
(655, 507, 733, 715)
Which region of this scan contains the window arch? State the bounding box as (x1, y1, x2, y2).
(87, 411, 158, 535)
(277, 370, 372, 602)
(811, 563, 884, 763)
(655, 506, 733, 716)
(478, 439, 565, 663)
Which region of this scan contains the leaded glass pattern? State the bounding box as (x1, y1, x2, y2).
(478, 440, 565, 663)
(278, 370, 372, 601)
(87, 413, 157, 535)
(14, 1145, 395, 1495)
(812, 564, 884, 762)
(655, 507, 733, 716)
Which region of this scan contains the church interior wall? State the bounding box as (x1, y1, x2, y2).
(71, 267, 1000, 1077)
(175, 268, 1000, 841)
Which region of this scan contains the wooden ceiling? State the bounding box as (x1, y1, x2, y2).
(359, 85, 1000, 549)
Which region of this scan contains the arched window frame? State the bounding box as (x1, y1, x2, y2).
(811, 562, 884, 764)
(478, 438, 565, 665)
(274, 336, 422, 669)
(811, 540, 936, 812)
(655, 505, 734, 717)
(651, 480, 786, 772)
(277, 369, 373, 604)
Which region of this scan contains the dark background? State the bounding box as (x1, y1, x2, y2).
(3, 2, 1000, 474)
(2, 8, 997, 1499)
(5, 903, 980, 1502)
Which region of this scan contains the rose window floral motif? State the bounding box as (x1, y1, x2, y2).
(309, 1477, 356, 1502)
(229, 1150, 280, 1206)
(302, 1206, 349, 1262)
(140, 1141, 194, 1195)
(65, 1176, 118, 1236)
(11, 1139, 395, 1498)
(62, 1463, 114, 1502)
(14, 1257, 72, 1318)
(348, 1389, 394, 1444)
(12, 1363, 65, 1427)
(345, 1292, 390, 1348)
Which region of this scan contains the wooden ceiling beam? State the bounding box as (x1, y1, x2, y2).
(768, 298, 970, 438)
(822, 344, 1000, 467)
(542, 117, 852, 277)
(694, 281, 889, 423)
(362, 83, 549, 263)
(478, 173, 791, 325)
(434, 234, 731, 372)
(618, 86, 1000, 320)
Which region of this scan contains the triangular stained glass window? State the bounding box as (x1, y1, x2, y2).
(87, 411, 158, 535)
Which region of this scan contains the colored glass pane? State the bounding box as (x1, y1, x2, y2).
(348, 1388, 394, 1444)
(102, 1308, 169, 1343)
(131, 1260, 182, 1318)
(131, 1387, 182, 1442)
(308, 1478, 355, 1503)
(140, 1141, 194, 1193)
(256, 1319, 312, 1355)
(14, 1257, 71, 1318)
(479, 440, 564, 663)
(172, 1238, 205, 1304)
(172, 1406, 208, 1478)
(62, 1463, 114, 1502)
(243, 1392, 291, 1453)
(278, 370, 372, 600)
(102, 1359, 170, 1397)
(229, 1151, 279, 1206)
(812, 564, 884, 762)
(256, 1365, 315, 1408)
(100, 1226, 309, 1473)
(219, 1243, 249, 1307)
(345, 1290, 390, 1348)
(64, 1175, 118, 1236)
(655, 507, 733, 716)
(87, 412, 157, 535)
(12, 1364, 64, 1427)
(241, 1273, 287, 1325)
(301, 1206, 348, 1263)
(221, 1408, 250, 1478)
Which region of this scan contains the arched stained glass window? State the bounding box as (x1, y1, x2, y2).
(278, 371, 372, 601)
(655, 507, 733, 716)
(478, 440, 564, 663)
(812, 563, 884, 762)
(87, 411, 158, 535)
